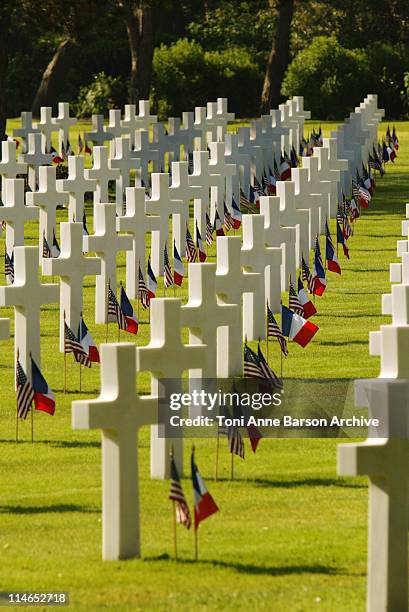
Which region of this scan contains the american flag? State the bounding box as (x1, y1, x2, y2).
(138, 265, 150, 308)
(16, 358, 34, 420)
(301, 256, 314, 292)
(343, 214, 353, 238)
(42, 234, 51, 258)
(163, 243, 173, 288)
(107, 284, 126, 329)
(228, 425, 245, 459)
(185, 226, 197, 262)
(4, 250, 14, 283)
(243, 343, 264, 379)
(223, 202, 233, 231)
(239, 188, 255, 212)
(78, 133, 84, 154)
(205, 213, 213, 245)
(169, 455, 191, 529)
(289, 276, 304, 316)
(267, 304, 288, 356)
(352, 181, 371, 206)
(64, 322, 91, 367)
(82, 210, 89, 236)
(257, 342, 282, 388)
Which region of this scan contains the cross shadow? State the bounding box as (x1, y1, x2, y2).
(0, 438, 100, 448)
(213, 476, 365, 489)
(318, 340, 368, 346)
(0, 504, 99, 514)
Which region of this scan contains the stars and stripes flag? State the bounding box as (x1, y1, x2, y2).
(61, 142, 68, 162)
(16, 358, 34, 420)
(301, 255, 315, 293)
(163, 243, 173, 289)
(213, 209, 225, 236)
(169, 454, 191, 529)
(52, 230, 60, 257)
(217, 403, 231, 437)
(31, 356, 55, 415)
(342, 212, 353, 238)
(337, 221, 350, 259)
(243, 342, 264, 379)
(78, 133, 84, 154)
(185, 226, 197, 262)
(42, 233, 51, 258)
(312, 236, 327, 296)
(240, 187, 256, 213)
(267, 303, 288, 356)
(233, 383, 262, 452)
(205, 213, 213, 245)
(279, 155, 291, 181)
(297, 274, 317, 318)
(4, 250, 14, 283)
(352, 181, 371, 208)
(82, 210, 89, 236)
(119, 283, 138, 334)
(64, 321, 91, 366)
(196, 224, 206, 262)
(78, 314, 99, 363)
(228, 423, 245, 459)
(107, 284, 127, 329)
(191, 448, 219, 530)
(138, 264, 150, 308)
(257, 342, 282, 388)
(289, 276, 304, 316)
(147, 257, 157, 299)
(392, 125, 399, 150)
(223, 202, 233, 231)
(173, 241, 185, 285)
(325, 220, 341, 274)
(231, 197, 242, 229)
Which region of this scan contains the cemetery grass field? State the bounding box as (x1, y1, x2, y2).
(0, 119, 407, 611)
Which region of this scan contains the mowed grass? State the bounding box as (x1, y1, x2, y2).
(0, 118, 407, 611)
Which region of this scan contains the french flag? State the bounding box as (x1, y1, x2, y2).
(120, 284, 138, 334)
(195, 225, 207, 263)
(325, 226, 341, 274)
(231, 197, 242, 229)
(337, 222, 349, 259)
(268, 170, 277, 195)
(280, 155, 291, 181)
(31, 357, 55, 415)
(312, 237, 327, 296)
(173, 241, 186, 284)
(191, 449, 219, 530)
(78, 315, 99, 363)
(214, 210, 224, 236)
(281, 304, 318, 348)
(297, 275, 317, 319)
(147, 257, 157, 299)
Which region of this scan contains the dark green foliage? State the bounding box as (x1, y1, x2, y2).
(74, 72, 127, 118)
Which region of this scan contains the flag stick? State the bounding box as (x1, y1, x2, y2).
(63, 311, 67, 393)
(118, 325, 120, 342)
(194, 529, 198, 561)
(79, 363, 82, 393)
(31, 401, 34, 443)
(231, 451, 234, 481)
(280, 350, 283, 379)
(215, 433, 220, 482)
(16, 407, 19, 443)
(105, 282, 109, 343)
(172, 501, 178, 561)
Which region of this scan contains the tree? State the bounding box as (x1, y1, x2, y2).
(0, 2, 12, 140)
(118, 0, 154, 104)
(260, 0, 294, 113)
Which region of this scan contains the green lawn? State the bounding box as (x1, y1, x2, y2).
(0, 118, 407, 611)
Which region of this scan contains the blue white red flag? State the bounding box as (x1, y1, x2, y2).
(173, 241, 185, 285)
(312, 236, 327, 296)
(120, 284, 138, 334)
(281, 304, 318, 348)
(31, 356, 55, 415)
(78, 315, 100, 363)
(147, 257, 157, 299)
(191, 448, 219, 530)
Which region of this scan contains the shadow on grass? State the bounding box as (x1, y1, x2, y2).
(0, 503, 99, 514)
(213, 476, 366, 489)
(317, 313, 383, 319)
(318, 340, 368, 346)
(0, 438, 100, 448)
(144, 554, 353, 576)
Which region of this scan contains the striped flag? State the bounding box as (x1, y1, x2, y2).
(297, 274, 317, 318)
(107, 284, 126, 329)
(243, 343, 264, 379)
(231, 197, 242, 229)
(82, 210, 89, 236)
(228, 425, 245, 459)
(64, 322, 91, 366)
(138, 264, 150, 308)
(289, 276, 304, 315)
(257, 342, 282, 388)
(312, 236, 326, 296)
(191, 448, 219, 530)
(185, 226, 197, 262)
(169, 455, 191, 529)
(301, 256, 315, 293)
(78, 133, 84, 154)
(163, 243, 173, 289)
(205, 213, 213, 245)
(223, 202, 233, 231)
(52, 230, 60, 257)
(42, 233, 51, 258)
(173, 241, 185, 286)
(196, 223, 206, 262)
(16, 358, 34, 420)
(31, 357, 55, 415)
(147, 257, 157, 299)
(239, 188, 255, 212)
(4, 250, 14, 283)
(120, 284, 138, 334)
(78, 315, 99, 363)
(337, 221, 350, 259)
(267, 303, 288, 356)
(325, 220, 341, 274)
(214, 209, 225, 236)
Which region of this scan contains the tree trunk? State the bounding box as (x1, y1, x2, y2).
(0, 6, 11, 141)
(260, 0, 294, 114)
(123, 1, 154, 104)
(31, 39, 77, 117)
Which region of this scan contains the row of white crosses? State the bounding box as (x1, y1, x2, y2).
(338, 198, 409, 612)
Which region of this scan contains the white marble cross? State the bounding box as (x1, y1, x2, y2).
(338, 379, 409, 612)
(52, 102, 77, 153)
(85, 146, 120, 204)
(291, 164, 324, 236)
(270, 109, 290, 157)
(26, 165, 69, 256)
(249, 120, 275, 177)
(206, 98, 234, 142)
(167, 117, 191, 160)
(85, 115, 113, 146)
(181, 263, 238, 378)
(58, 156, 96, 221)
(312, 144, 341, 218)
(208, 142, 236, 220)
(13, 111, 39, 153)
(0, 246, 59, 375)
(37, 107, 59, 152)
(170, 160, 208, 243)
(106, 109, 127, 156)
(215, 236, 264, 357)
(116, 187, 160, 299)
(0, 179, 38, 253)
(323, 137, 349, 202)
(133, 130, 160, 186)
(302, 155, 334, 228)
(137, 298, 206, 479)
(188, 152, 212, 239)
(241, 213, 282, 315)
(73, 342, 157, 560)
(276, 180, 311, 265)
(237, 127, 264, 184)
(181, 111, 202, 153)
(260, 195, 297, 290)
(0, 141, 27, 194)
(152, 123, 172, 170)
(42, 222, 101, 351)
(121, 100, 157, 147)
(287, 96, 311, 152)
(110, 137, 140, 214)
(279, 103, 299, 154)
(21, 133, 52, 190)
(224, 133, 250, 206)
(146, 173, 185, 276)
(84, 203, 133, 323)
